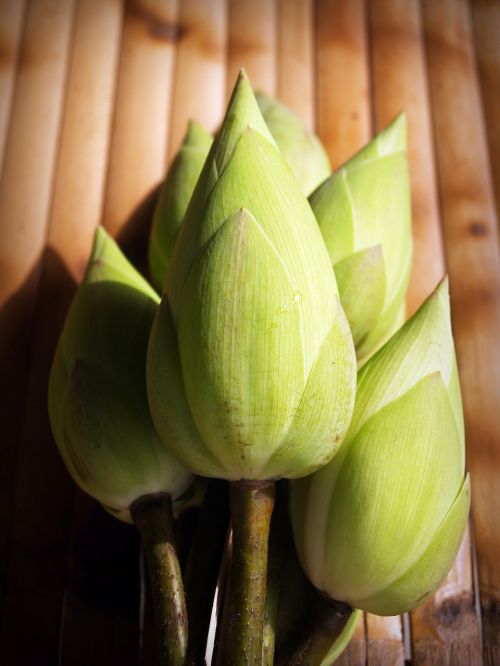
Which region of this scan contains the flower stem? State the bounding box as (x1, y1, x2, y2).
(217, 479, 275, 666)
(286, 595, 353, 666)
(131, 493, 188, 666)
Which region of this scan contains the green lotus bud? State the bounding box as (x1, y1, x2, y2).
(309, 115, 412, 365)
(256, 92, 331, 196)
(291, 279, 469, 616)
(48, 227, 192, 522)
(147, 70, 356, 481)
(148, 121, 213, 291)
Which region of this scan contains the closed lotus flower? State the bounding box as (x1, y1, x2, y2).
(291, 279, 470, 616)
(148, 120, 212, 291)
(147, 70, 356, 482)
(309, 115, 412, 365)
(48, 227, 192, 522)
(256, 91, 331, 196)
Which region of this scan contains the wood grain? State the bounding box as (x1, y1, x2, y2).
(227, 0, 276, 97)
(335, 613, 366, 666)
(0, 0, 26, 171)
(102, 0, 178, 243)
(314, 0, 371, 170)
(168, 0, 226, 159)
(471, 0, 500, 223)
(422, 0, 500, 664)
(276, 0, 314, 130)
(0, 1, 76, 662)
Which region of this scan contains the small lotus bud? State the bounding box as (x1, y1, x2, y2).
(291, 279, 469, 615)
(309, 115, 412, 365)
(48, 227, 192, 522)
(256, 92, 331, 196)
(147, 70, 356, 481)
(148, 121, 213, 291)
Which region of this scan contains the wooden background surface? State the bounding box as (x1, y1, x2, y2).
(0, 0, 499, 664)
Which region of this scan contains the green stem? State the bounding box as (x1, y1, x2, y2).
(286, 595, 353, 666)
(131, 493, 188, 666)
(217, 479, 275, 666)
(184, 480, 230, 665)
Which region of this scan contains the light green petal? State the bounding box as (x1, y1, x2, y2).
(334, 245, 386, 347)
(351, 278, 455, 436)
(148, 121, 212, 291)
(356, 475, 470, 615)
(264, 298, 356, 479)
(322, 373, 464, 603)
(256, 91, 330, 195)
(48, 228, 192, 519)
(176, 209, 305, 479)
(147, 296, 227, 478)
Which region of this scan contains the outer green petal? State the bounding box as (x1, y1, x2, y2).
(264, 298, 356, 479)
(148, 121, 212, 291)
(334, 245, 386, 347)
(356, 475, 470, 615)
(177, 209, 305, 479)
(351, 278, 455, 435)
(147, 296, 227, 478)
(48, 228, 193, 520)
(309, 114, 412, 362)
(322, 373, 464, 603)
(256, 91, 330, 195)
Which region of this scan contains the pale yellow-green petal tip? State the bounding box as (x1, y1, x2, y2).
(377, 111, 407, 154)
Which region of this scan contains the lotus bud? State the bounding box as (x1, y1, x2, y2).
(309, 115, 412, 365)
(256, 91, 331, 196)
(291, 279, 470, 615)
(147, 70, 357, 481)
(148, 121, 212, 291)
(48, 227, 193, 522)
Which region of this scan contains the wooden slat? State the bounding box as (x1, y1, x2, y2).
(366, 614, 404, 666)
(168, 0, 226, 159)
(369, 0, 443, 316)
(0, 1, 76, 662)
(422, 1, 500, 664)
(227, 0, 276, 97)
(471, 0, 500, 222)
(276, 0, 314, 131)
(102, 0, 178, 245)
(368, 1, 482, 662)
(0, 0, 26, 171)
(314, 0, 371, 170)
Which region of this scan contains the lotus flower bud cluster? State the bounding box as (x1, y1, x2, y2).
(48, 228, 192, 522)
(256, 92, 331, 196)
(147, 71, 357, 481)
(309, 115, 412, 364)
(291, 279, 469, 615)
(148, 121, 212, 291)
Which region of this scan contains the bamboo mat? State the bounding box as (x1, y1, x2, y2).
(0, 0, 499, 664)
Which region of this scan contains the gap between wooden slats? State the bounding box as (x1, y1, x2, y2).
(0, 0, 26, 174)
(422, 0, 500, 664)
(227, 0, 276, 97)
(369, 1, 482, 664)
(471, 0, 500, 224)
(168, 0, 226, 160)
(314, 1, 373, 662)
(0, 1, 76, 663)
